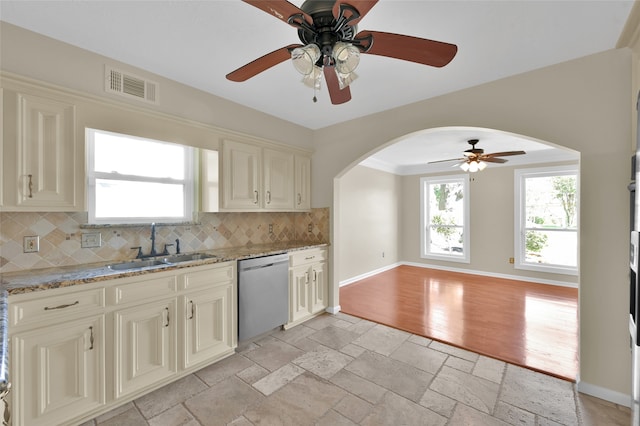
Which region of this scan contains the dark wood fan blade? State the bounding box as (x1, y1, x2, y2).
(226, 44, 302, 82)
(484, 151, 526, 157)
(333, 1, 378, 25)
(482, 157, 508, 164)
(243, 0, 313, 27)
(355, 30, 457, 67)
(428, 157, 465, 164)
(323, 66, 351, 104)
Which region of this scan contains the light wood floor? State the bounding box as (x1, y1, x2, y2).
(339, 265, 579, 381)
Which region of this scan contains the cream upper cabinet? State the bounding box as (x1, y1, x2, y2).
(221, 138, 309, 211)
(221, 139, 262, 209)
(2, 92, 81, 211)
(294, 154, 311, 211)
(263, 148, 294, 210)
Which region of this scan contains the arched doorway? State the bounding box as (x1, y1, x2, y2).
(332, 126, 580, 379)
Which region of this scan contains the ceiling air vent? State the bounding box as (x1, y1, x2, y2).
(105, 66, 158, 104)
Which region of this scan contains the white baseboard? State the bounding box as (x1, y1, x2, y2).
(339, 262, 402, 287)
(326, 305, 341, 314)
(402, 261, 578, 288)
(577, 380, 631, 407)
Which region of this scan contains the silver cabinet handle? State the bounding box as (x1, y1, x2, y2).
(28, 174, 33, 198)
(254, 190, 259, 204)
(88, 326, 94, 350)
(313, 270, 317, 283)
(164, 307, 170, 327)
(305, 256, 315, 260)
(305, 271, 309, 284)
(297, 193, 301, 205)
(266, 191, 271, 204)
(188, 300, 194, 320)
(44, 300, 79, 311)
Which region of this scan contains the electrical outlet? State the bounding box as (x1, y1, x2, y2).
(23, 236, 39, 253)
(269, 224, 273, 234)
(81, 232, 102, 248)
(307, 223, 312, 233)
(382, 252, 385, 258)
(509, 257, 515, 264)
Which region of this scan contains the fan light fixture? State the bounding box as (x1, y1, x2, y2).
(292, 44, 321, 75)
(291, 42, 360, 90)
(460, 159, 487, 173)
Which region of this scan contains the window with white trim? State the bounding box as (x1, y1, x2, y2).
(514, 165, 579, 275)
(86, 128, 195, 224)
(420, 174, 470, 263)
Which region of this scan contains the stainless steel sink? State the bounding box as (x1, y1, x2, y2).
(161, 253, 217, 263)
(107, 259, 171, 271)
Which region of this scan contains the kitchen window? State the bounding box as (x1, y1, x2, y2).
(420, 174, 470, 263)
(86, 128, 195, 224)
(514, 165, 579, 275)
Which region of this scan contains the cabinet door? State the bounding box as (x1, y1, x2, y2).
(221, 139, 261, 209)
(310, 262, 328, 314)
(183, 283, 235, 369)
(11, 315, 105, 426)
(263, 148, 294, 210)
(289, 265, 311, 323)
(294, 155, 311, 210)
(113, 299, 177, 399)
(14, 94, 78, 210)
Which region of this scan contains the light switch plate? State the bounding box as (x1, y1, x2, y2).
(81, 232, 102, 248)
(23, 236, 39, 253)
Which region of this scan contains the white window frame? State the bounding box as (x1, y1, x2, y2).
(514, 165, 579, 275)
(86, 128, 195, 225)
(420, 174, 470, 263)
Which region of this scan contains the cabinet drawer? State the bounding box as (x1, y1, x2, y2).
(10, 287, 105, 328)
(180, 263, 235, 292)
(289, 248, 327, 267)
(109, 275, 177, 306)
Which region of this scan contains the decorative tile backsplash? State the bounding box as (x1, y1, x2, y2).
(0, 209, 329, 273)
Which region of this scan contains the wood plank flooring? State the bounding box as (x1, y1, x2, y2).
(339, 265, 579, 381)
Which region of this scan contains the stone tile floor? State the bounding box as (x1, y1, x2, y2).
(83, 313, 630, 426)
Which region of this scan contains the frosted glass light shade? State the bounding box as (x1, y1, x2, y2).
(336, 70, 358, 90)
(333, 42, 360, 74)
(292, 44, 321, 75)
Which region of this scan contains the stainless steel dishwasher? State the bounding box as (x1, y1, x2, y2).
(238, 253, 289, 341)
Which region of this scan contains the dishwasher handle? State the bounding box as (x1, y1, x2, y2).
(240, 260, 288, 272)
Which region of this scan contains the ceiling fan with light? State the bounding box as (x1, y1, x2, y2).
(429, 139, 526, 172)
(225, 0, 458, 104)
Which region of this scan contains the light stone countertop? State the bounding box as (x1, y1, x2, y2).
(0, 241, 328, 295)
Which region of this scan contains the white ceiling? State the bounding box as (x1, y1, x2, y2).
(0, 0, 630, 172)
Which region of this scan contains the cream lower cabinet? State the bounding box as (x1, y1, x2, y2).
(286, 248, 328, 328)
(181, 265, 236, 370)
(11, 314, 105, 426)
(9, 261, 236, 426)
(113, 299, 177, 399)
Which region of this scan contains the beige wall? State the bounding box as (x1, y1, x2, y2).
(318, 49, 633, 398)
(398, 163, 579, 284)
(337, 165, 400, 282)
(0, 22, 313, 151)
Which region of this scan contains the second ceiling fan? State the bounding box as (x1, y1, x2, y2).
(429, 139, 527, 172)
(226, 0, 458, 104)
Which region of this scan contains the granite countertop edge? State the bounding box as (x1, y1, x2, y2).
(0, 241, 329, 296)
